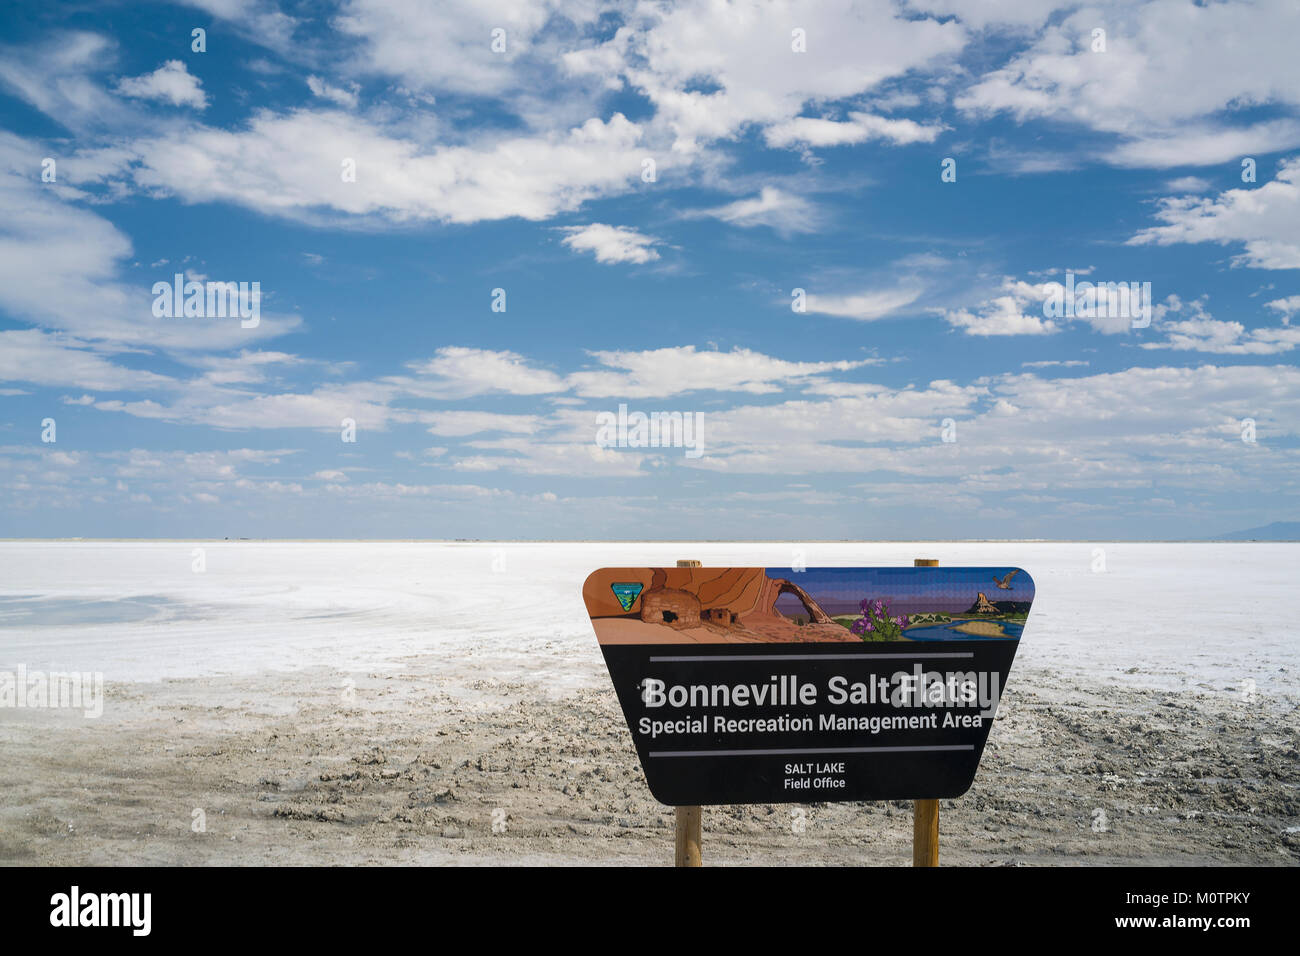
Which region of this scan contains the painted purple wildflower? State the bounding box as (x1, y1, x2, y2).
(850, 598, 909, 642)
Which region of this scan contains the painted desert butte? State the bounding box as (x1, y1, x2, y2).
(584, 566, 854, 644)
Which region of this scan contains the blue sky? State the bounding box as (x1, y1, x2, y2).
(1, 0, 1298, 539)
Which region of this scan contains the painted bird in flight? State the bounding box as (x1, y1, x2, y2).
(992, 570, 1019, 590)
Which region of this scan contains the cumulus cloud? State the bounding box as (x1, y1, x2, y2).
(399, 347, 567, 398)
(1143, 296, 1300, 354)
(956, 0, 1300, 167)
(945, 300, 1058, 336)
(943, 274, 1161, 337)
(558, 223, 660, 264)
(115, 60, 208, 109)
(128, 110, 651, 225)
(566, 0, 965, 153)
(1129, 158, 1300, 269)
(335, 0, 583, 97)
(1265, 295, 1300, 320)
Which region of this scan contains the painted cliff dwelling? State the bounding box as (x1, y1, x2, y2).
(583, 566, 1034, 645)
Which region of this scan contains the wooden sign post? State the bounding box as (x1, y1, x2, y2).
(912, 558, 940, 867)
(674, 804, 702, 867)
(674, 559, 704, 867)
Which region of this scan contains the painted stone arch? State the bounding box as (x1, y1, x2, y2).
(771, 579, 832, 624)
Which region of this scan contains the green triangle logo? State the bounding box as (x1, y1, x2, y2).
(610, 582, 644, 612)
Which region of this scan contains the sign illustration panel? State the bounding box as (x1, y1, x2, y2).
(583, 566, 1035, 805)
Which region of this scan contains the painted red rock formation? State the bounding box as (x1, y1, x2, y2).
(640, 586, 701, 626)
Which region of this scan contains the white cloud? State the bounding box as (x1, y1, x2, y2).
(1265, 295, 1300, 320)
(0, 131, 300, 350)
(335, 0, 580, 97)
(0, 329, 175, 391)
(2, 8, 967, 235)
(191, 350, 307, 385)
(8, 347, 1300, 523)
(400, 347, 566, 398)
(686, 363, 1300, 483)
(0, 32, 127, 130)
(803, 286, 923, 322)
(944, 293, 1059, 336)
(450, 456, 507, 471)
(306, 75, 359, 109)
(321, 481, 513, 499)
(446, 433, 652, 477)
(944, 275, 1161, 337)
(94, 382, 400, 431)
(1130, 158, 1300, 269)
(129, 109, 651, 225)
(1146, 319, 1300, 354)
(559, 223, 660, 264)
(1163, 176, 1211, 193)
(571, 0, 966, 153)
(176, 0, 300, 54)
(957, 0, 1300, 167)
(116, 60, 208, 109)
(764, 111, 944, 148)
(1107, 119, 1300, 169)
(567, 346, 874, 399)
(693, 187, 819, 234)
(1143, 297, 1300, 354)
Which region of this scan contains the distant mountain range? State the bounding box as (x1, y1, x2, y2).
(1215, 522, 1300, 541)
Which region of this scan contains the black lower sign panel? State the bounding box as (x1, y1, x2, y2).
(583, 566, 1034, 805)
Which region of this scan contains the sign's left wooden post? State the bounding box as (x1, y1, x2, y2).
(674, 559, 704, 867)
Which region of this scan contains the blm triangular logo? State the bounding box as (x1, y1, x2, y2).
(610, 582, 644, 612)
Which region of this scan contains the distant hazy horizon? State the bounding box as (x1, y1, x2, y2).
(3, 529, 1298, 543)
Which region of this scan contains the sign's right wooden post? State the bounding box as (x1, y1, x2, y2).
(912, 557, 941, 867)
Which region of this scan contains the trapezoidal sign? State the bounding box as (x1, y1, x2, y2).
(583, 566, 1035, 805)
